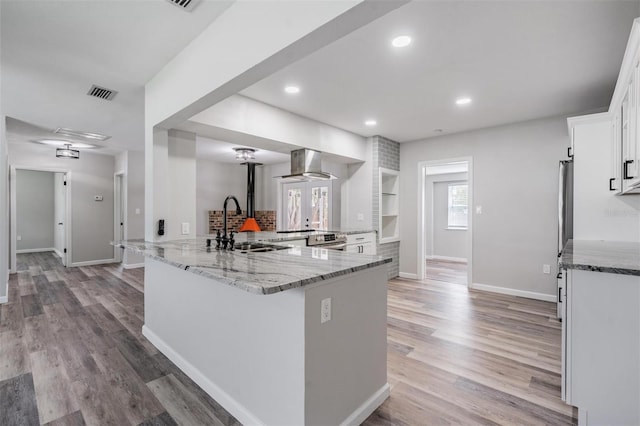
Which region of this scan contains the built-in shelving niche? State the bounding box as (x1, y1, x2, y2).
(379, 167, 399, 243)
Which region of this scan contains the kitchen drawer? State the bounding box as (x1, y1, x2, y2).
(346, 233, 376, 245)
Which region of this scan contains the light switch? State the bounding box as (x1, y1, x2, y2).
(135, 208, 140, 215)
(475, 205, 482, 214)
(357, 213, 364, 221)
(181, 222, 190, 235)
(94, 195, 103, 202)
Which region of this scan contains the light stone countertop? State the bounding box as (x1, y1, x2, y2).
(560, 239, 640, 276)
(115, 235, 391, 295)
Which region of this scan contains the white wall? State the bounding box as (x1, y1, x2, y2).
(9, 142, 116, 265)
(344, 140, 373, 229)
(53, 172, 65, 257)
(190, 95, 367, 161)
(430, 175, 468, 260)
(167, 130, 196, 240)
(16, 169, 54, 251)
(400, 116, 569, 298)
(196, 159, 245, 235)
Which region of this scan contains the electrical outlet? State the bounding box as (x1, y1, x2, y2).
(357, 213, 364, 221)
(181, 222, 190, 235)
(321, 298, 332, 323)
(17, 235, 21, 241)
(543, 264, 551, 274)
(135, 208, 140, 215)
(476, 205, 483, 214)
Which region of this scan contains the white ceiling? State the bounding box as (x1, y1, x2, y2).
(1, 0, 233, 153)
(241, 1, 639, 142)
(3, 1, 639, 158)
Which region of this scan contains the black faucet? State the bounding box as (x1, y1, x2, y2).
(222, 195, 242, 248)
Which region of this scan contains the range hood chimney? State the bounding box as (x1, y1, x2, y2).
(239, 162, 262, 232)
(278, 148, 337, 181)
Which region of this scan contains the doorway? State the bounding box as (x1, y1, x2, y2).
(281, 181, 332, 231)
(418, 158, 473, 286)
(114, 172, 126, 262)
(10, 166, 71, 272)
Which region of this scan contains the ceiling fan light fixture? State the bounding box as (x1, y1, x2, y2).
(233, 147, 256, 161)
(56, 144, 80, 159)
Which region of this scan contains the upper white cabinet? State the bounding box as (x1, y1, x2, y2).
(379, 168, 399, 243)
(610, 19, 640, 194)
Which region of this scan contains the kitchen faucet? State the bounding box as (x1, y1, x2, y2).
(221, 195, 242, 249)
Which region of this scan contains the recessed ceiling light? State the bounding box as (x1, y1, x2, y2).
(365, 119, 377, 126)
(391, 35, 412, 48)
(284, 86, 300, 94)
(35, 139, 96, 149)
(455, 97, 472, 106)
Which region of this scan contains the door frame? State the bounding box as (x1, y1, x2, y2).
(10, 165, 72, 273)
(114, 171, 126, 262)
(417, 157, 473, 286)
(280, 180, 333, 231)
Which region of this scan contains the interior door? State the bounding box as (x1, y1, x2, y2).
(54, 172, 67, 266)
(282, 181, 332, 231)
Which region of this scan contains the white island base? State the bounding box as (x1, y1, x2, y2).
(142, 258, 389, 426)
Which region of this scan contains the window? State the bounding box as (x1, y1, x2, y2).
(448, 183, 468, 229)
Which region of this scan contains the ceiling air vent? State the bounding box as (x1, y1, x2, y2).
(87, 85, 117, 101)
(165, 0, 200, 11)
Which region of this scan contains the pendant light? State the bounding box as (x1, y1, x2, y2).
(56, 144, 80, 159)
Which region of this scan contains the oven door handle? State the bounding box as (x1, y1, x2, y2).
(322, 243, 347, 250)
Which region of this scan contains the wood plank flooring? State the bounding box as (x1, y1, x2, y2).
(0, 252, 575, 425)
(363, 277, 576, 425)
(426, 259, 468, 285)
(0, 252, 240, 426)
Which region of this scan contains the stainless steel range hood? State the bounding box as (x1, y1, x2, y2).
(278, 149, 337, 181)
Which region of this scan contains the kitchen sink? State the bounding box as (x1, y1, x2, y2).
(236, 242, 289, 253)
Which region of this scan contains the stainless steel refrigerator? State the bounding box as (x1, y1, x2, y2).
(557, 160, 573, 318)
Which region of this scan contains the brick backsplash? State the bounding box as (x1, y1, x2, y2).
(208, 210, 276, 233)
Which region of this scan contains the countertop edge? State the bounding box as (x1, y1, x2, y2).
(559, 261, 640, 277)
(116, 242, 392, 295)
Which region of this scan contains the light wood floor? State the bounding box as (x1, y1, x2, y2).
(425, 259, 468, 285)
(1, 253, 575, 425)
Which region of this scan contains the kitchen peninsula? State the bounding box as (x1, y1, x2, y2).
(116, 234, 391, 426)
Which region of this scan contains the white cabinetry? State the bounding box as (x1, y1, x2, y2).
(346, 232, 376, 255)
(608, 18, 640, 193)
(379, 168, 399, 243)
(562, 269, 640, 425)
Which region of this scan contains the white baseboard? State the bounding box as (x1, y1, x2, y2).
(53, 249, 64, 259)
(142, 325, 265, 426)
(123, 262, 145, 270)
(70, 258, 117, 267)
(340, 383, 390, 426)
(426, 255, 468, 263)
(0, 295, 7, 304)
(399, 272, 418, 280)
(470, 282, 556, 302)
(16, 248, 55, 254)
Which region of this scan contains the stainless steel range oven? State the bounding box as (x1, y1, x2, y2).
(306, 232, 347, 251)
